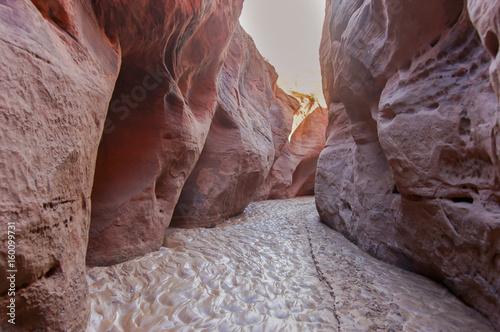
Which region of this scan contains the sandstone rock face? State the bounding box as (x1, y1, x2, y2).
(259, 105, 328, 200)
(317, 0, 500, 328)
(269, 88, 301, 165)
(0, 0, 120, 330)
(468, 0, 500, 181)
(468, 0, 500, 101)
(170, 25, 297, 228)
(87, 0, 243, 265)
(0, 0, 244, 328)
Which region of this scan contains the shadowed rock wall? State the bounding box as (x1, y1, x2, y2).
(0, 0, 245, 328)
(87, 0, 243, 266)
(0, 0, 120, 329)
(316, 0, 500, 328)
(170, 25, 308, 228)
(0, 0, 311, 328)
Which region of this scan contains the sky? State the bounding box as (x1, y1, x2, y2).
(239, 0, 326, 107)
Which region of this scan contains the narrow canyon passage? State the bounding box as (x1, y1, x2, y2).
(2, 1, 500, 330)
(86, 197, 493, 331)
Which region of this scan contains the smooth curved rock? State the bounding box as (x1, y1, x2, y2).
(87, 0, 243, 265)
(0, 0, 120, 330)
(0, 0, 245, 328)
(260, 105, 328, 200)
(317, 0, 500, 328)
(270, 88, 301, 164)
(170, 25, 297, 228)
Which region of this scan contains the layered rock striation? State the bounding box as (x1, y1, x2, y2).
(0, 0, 316, 328)
(317, 0, 500, 328)
(170, 24, 330, 227)
(0, 0, 245, 329)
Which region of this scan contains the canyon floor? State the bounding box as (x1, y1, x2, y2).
(86, 197, 494, 331)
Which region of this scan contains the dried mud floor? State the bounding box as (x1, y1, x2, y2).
(87, 197, 494, 331)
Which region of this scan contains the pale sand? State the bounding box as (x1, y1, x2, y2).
(87, 197, 494, 331)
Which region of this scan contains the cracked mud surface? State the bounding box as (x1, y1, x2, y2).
(87, 197, 494, 331)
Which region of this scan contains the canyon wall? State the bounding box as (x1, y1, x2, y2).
(0, 0, 244, 329)
(0, 0, 120, 330)
(170, 26, 328, 227)
(259, 105, 328, 200)
(316, 0, 500, 328)
(0, 0, 312, 328)
(170, 25, 298, 228)
(87, 0, 243, 266)
(256, 91, 328, 201)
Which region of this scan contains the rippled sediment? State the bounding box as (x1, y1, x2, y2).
(87, 197, 494, 331)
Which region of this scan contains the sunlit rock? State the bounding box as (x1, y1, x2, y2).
(259, 103, 328, 200)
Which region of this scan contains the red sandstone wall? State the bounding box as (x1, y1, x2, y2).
(259, 106, 328, 200)
(86, 0, 244, 266)
(0, 0, 245, 328)
(316, 1, 500, 327)
(170, 25, 297, 228)
(0, 0, 120, 329)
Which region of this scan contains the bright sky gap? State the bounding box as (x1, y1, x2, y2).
(239, 0, 326, 107)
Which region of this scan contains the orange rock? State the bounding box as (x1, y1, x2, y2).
(259, 105, 328, 200)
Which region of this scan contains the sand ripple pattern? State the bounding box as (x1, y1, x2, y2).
(87, 197, 494, 331)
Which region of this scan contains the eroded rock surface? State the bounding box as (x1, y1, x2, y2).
(170, 25, 298, 228)
(259, 105, 328, 200)
(0, 0, 246, 328)
(87, 0, 243, 265)
(0, 0, 120, 330)
(317, 0, 500, 328)
(468, 0, 500, 180)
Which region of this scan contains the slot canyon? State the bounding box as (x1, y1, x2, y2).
(0, 0, 499, 331)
